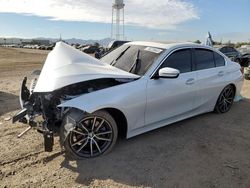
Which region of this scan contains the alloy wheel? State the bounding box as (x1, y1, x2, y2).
(68, 116, 113, 158)
(217, 86, 235, 113)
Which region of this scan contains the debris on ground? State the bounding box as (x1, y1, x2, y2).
(4, 116, 11, 121)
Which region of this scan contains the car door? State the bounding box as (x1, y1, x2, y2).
(145, 48, 198, 126)
(194, 48, 227, 111)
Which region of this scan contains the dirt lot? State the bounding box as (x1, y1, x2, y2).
(0, 47, 250, 188)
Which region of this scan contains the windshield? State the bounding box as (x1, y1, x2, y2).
(101, 45, 164, 76)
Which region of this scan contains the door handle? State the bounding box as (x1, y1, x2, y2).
(185, 78, 195, 85)
(218, 71, 224, 76)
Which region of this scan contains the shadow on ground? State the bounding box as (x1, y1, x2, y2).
(60, 99, 250, 188)
(0, 91, 19, 116)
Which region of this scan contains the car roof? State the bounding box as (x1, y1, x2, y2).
(125, 41, 229, 60)
(126, 41, 206, 49)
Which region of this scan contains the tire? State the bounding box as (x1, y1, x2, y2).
(60, 110, 118, 159)
(214, 85, 235, 113)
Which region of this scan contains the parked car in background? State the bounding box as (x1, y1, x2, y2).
(215, 45, 249, 67)
(238, 45, 250, 54)
(13, 41, 243, 159)
(45, 44, 55, 51)
(107, 40, 130, 51)
(81, 45, 99, 54)
(38, 45, 46, 50)
(244, 66, 250, 80)
(238, 45, 250, 66)
(77, 44, 88, 50)
(94, 47, 105, 59)
(98, 40, 131, 58)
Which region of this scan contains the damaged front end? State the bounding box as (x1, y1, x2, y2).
(12, 41, 139, 153)
(13, 74, 61, 152)
(13, 74, 135, 152)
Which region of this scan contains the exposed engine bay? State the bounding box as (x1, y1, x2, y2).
(13, 74, 133, 151)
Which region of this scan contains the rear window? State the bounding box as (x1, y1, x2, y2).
(227, 47, 237, 53)
(220, 47, 227, 53)
(214, 52, 225, 67)
(195, 49, 215, 70)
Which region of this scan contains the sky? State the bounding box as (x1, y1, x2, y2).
(0, 0, 249, 42)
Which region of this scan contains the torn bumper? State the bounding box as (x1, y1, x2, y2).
(12, 77, 31, 124)
(12, 108, 27, 124)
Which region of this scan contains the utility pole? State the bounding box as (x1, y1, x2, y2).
(111, 0, 125, 40)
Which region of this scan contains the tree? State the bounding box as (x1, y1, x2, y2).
(194, 40, 201, 44)
(212, 41, 222, 45)
(94, 42, 100, 47)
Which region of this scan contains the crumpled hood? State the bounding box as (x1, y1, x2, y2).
(34, 42, 139, 92)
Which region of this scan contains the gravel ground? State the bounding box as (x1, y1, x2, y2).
(0, 47, 250, 188)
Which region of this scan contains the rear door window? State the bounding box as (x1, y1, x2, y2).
(195, 49, 215, 70)
(214, 52, 225, 67)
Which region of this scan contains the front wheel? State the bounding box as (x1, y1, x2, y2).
(214, 85, 235, 113)
(60, 110, 118, 159)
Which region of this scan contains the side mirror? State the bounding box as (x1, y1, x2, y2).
(158, 67, 180, 78)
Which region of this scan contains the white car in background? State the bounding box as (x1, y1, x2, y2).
(13, 41, 243, 159)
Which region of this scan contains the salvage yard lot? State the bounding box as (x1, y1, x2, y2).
(0, 47, 250, 188)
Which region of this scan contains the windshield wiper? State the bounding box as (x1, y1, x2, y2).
(129, 49, 141, 73)
(110, 46, 131, 66)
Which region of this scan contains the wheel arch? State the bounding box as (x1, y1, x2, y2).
(101, 107, 128, 138)
(228, 83, 236, 97)
(214, 83, 237, 113)
(217, 83, 237, 101)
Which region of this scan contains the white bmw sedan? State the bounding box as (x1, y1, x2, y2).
(13, 41, 243, 159)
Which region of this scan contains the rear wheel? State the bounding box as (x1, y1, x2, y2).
(214, 85, 235, 113)
(60, 110, 118, 159)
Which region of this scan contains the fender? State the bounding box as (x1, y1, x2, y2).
(58, 85, 128, 114)
(58, 78, 147, 135)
